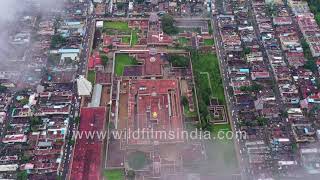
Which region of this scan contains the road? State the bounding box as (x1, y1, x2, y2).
(60, 1, 95, 178)
(211, 0, 294, 179)
(247, 0, 285, 112)
(211, 15, 248, 180)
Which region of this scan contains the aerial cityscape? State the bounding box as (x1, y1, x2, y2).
(1, 0, 320, 180)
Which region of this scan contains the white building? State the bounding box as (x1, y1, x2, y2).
(77, 76, 92, 96)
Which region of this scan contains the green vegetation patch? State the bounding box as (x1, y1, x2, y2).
(17, 170, 28, 180)
(103, 169, 124, 180)
(87, 70, 96, 84)
(212, 124, 231, 137)
(128, 151, 149, 170)
(161, 14, 178, 35)
(192, 52, 225, 105)
(168, 54, 189, 67)
(100, 53, 109, 66)
(104, 21, 129, 31)
(131, 30, 139, 46)
(122, 36, 131, 44)
(178, 37, 190, 46)
(50, 34, 66, 48)
(184, 104, 197, 117)
(203, 39, 214, 46)
(191, 52, 226, 130)
(208, 20, 213, 35)
(115, 54, 138, 76)
(0, 85, 7, 93)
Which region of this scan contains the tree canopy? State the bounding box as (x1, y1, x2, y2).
(168, 54, 189, 67)
(240, 83, 263, 93)
(50, 34, 66, 48)
(116, 2, 125, 10)
(304, 59, 318, 73)
(135, 0, 145, 4)
(0, 85, 7, 93)
(31, 116, 42, 126)
(257, 117, 268, 126)
(161, 14, 178, 35)
(17, 171, 28, 180)
(101, 54, 108, 66)
(128, 151, 148, 170)
(181, 96, 189, 106)
(308, 0, 320, 25)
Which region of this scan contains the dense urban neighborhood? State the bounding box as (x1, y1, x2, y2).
(1, 0, 320, 180)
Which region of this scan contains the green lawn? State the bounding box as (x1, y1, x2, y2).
(184, 104, 197, 117)
(131, 30, 139, 46)
(212, 124, 231, 137)
(122, 36, 131, 44)
(178, 37, 190, 46)
(192, 53, 225, 105)
(103, 169, 124, 180)
(115, 54, 138, 76)
(87, 70, 96, 84)
(204, 39, 214, 46)
(104, 21, 129, 31)
(185, 52, 238, 176)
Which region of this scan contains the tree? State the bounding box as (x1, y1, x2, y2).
(0, 85, 7, 93)
(181, 96, 189, 106)
(251, 83, 263, 92)
(244, 47, 251, 55)
(109, 122, 115, 130)
(168, 54, 189, 67)
(304, 60, 318, 73)
(19, 98, 29, 106)
(53, 16, 62, 31)
(74, 116, 80, 125)
(50, 34, 66, 48)
(17, 170, 28, 180)
(101, 54, 108, 66)
(310, 105, 320, 115)
(257, 117, 268, 126)
(280, 110, 288, 118)
(239, 83, 263, 93)
(316, 78, 320, 89)
(7, 125, 13, 130)
(266, 3, 276, 17)
(291, 143, 298, 153)
(161, 14, 178, 35)
(21, 155, 31, 163)
(135, 0, 145, 4)
(128, 151, 149, 170)
(301, 38, 313, 60)
(228, 87, 234, 97)
(310, 5, 317, 14)
(315, 13, 320, 25)
(240, 86, 250, 92)
(127, 170, 135, 180)
(31, 116, 41, 126)
(69, 139, 75, 146)
(307, 1, 320, 26)
(117, 2, 125, 10)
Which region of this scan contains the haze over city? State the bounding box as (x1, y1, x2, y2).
(0, 0, 320, 180)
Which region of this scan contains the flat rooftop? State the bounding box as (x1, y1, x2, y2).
(70, 107, 106, 180)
